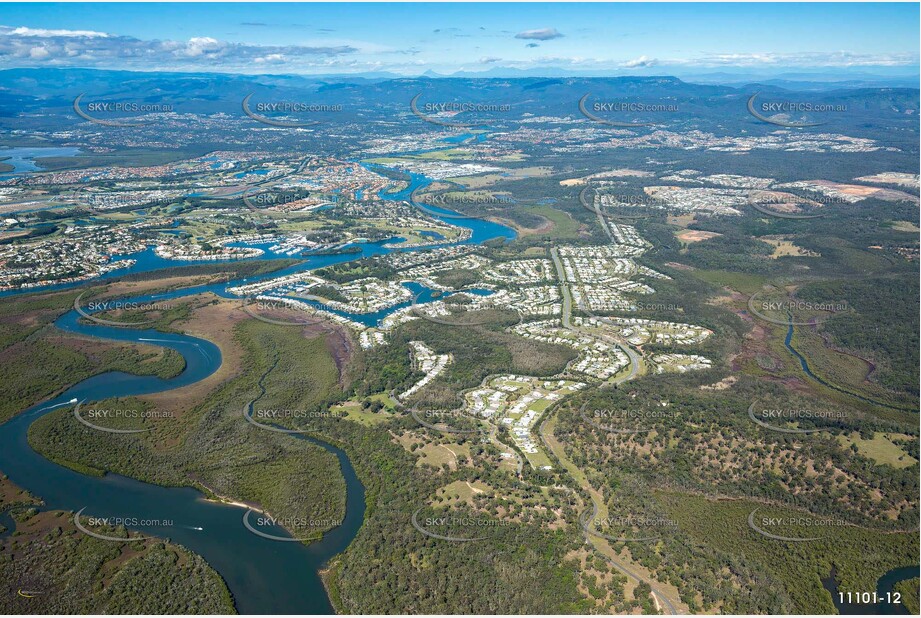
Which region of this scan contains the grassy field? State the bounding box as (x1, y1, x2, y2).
(521, 204, 583, 240)
(760, 237, 820, 259)
(332, 399, 396, 426)
(688, 269, 769, 296)
(837, 432, 917, 468)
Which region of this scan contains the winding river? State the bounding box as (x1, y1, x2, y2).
(783, 323, 909, 411)
(0, 166, 515, 613)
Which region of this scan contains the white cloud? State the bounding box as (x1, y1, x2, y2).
(515, 28, 564, 41)
(182, 37, 224, 57)
(675, 51, 920, 67)
(622, 55, 657, 68)
(0, 23, 916, 75)
(255, 53, 286, 64)
(0, 25, 358, 70)
(5, 26, 110, 38)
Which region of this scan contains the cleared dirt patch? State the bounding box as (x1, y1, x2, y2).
(676, 230, 721, 243)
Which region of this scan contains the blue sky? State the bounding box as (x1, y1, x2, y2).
(0, 2, 918, 76)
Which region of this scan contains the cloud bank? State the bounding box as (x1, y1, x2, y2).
(0, 25, 357, 70)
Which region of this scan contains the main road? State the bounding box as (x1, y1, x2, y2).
(546, 245, 681, 614)
(549, 247, 642, 382)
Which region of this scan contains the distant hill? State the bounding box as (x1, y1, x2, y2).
(0, 68, 916, 136)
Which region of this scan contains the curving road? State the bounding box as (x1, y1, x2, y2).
(547, 245, 681, 614)
(549, 247, 642, 383)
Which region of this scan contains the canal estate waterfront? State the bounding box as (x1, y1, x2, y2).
(0, 166, 515, 613)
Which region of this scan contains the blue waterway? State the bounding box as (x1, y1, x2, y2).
(0, 318, 362, 614)
(823, 565, 919, 615)
(1, 167, 514, 299)
(783, 322, 907, 411)
(0, 164, 514, 613)
(441, 133, 487, 144)
(0, 146, 82, 177)
(294, 281, 493, 327)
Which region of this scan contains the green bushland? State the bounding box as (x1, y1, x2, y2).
(106, 258, 299, 287)
(0, 288, 187, 422)
(431, 268, 481, 289)
(549, 366, 918, 612)
(498, 204, 583, 243)
(557, 374, 918, 528)
(314, 259, 396, 284)
(320, 420, 596, 614)
(0, 261, 295, 422)
(32, 147, 214, 171)
(657, 493, 918, 614)
(894, 578, 919, 614)
(797, 276, 919, 399)
(319, 320, 612, 612)
(311, 284, 347, 303)
(27, 318, 346, 543)
(788, 326, 917, 413)
(93, 301, 195, 332)
(355, 316, 577, 411)
(0, 337, 184, 424)
(28, 309, 600, 612)
(0, 507, 234, 614)
(0, 290, 95, 349)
